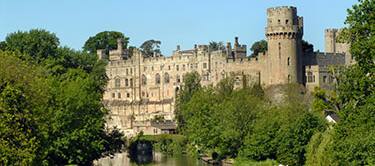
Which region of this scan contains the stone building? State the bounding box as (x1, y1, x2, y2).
(98, 6, 351, 136)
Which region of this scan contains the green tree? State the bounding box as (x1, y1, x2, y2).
(0, 29, 124, 165)
(326, 0, 375, 164)
(140, 39, 161, 57)
(4, 29, 59, 62)
(175, 71, 201, 133)
(208, 41, 225, 51)
(83, 31, 129, 54)
(305, 130, 335, 166)
(250, 40, 267, 57)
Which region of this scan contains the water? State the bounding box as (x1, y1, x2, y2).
(95, 152, 205, 166)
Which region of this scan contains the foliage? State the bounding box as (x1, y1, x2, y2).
(0, 29, 124, 165)
(302, 40, 314, 53)
(305, 130, 335, 166)
(83, 31, 129, 54)
(250, 40, 267, 56)
(234, 158, 278, 166)
(4, 29, 59, 62)
(208, 41, 225, 51)
(0, 52, 49, 165)
(140, 39, 161, 56)
(175, 71, 201, 133)
(305, 1, 375, 165)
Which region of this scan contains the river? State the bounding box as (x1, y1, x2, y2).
(95, 152, 206, 166)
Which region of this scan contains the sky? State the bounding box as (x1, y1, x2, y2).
(0, 0, 357, 55)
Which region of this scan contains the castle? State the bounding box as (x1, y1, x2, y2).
(98, 6, 351, 136)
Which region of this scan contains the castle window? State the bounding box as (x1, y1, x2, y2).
(130, 78, 133, 87)
(142, 74, 147, 85)
(168, 65, 171, 70)
(112, 93, 115, 98)
(176, 65, 179, 71)
(323, 76, 328, 83)
(127, 93, 130, 98)
(155, 73, 161, 84)
(130, 68, 133, 74)
(307, 72, 315, 83)
(115, 78, 121, 88)
(287, 57, 290, 66)
(118, 92, 121, 99)
(203, 63, 207, 69)
(126, 69, 129, 75)
(278, 19, 281, 24)
(125, 79, 129, 87)
(164, 73, 170, 84)
(176, 75, 181, 83)
(286, 19, 289, 24)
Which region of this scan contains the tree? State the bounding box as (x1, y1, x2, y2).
(304, 0, 375, 164)
(83, 31, 129, 54)
(140, 39, 161, 57)
(208, 41, 225, 51)
(175, 71, 201, 133)
(3, 29, 59, 62)
(0, 29, 124, 165)
(250, 40, 267, 57)
(302, 40, 314, 53)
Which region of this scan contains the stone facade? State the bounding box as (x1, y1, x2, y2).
(99, 6, 351, 136)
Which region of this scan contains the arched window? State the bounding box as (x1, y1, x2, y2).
(130, 78, 133, 87)
(125, 78, 129, 87)
(307, 72, 315, 83)
(164, 73, 170, 84)
(287, 57, 290, 66)
(176, 75, 181, 83)
(142, 74, 147, 85)
(155, 73, 161, 84)
(115, 78, 120, 88)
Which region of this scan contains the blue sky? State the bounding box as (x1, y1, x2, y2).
(0, 0, 357, 55)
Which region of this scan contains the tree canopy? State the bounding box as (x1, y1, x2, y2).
(3, 29, 60, 62)
(83, 31, 129, 54)
(305, 0, 375, 165)
(0, 29, 124, 165)
(208, 41, 225, 51)
(250, 40, 267, 57)
(140, 39, 161, 57)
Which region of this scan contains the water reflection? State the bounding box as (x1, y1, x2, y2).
(95, 152, 205, 166)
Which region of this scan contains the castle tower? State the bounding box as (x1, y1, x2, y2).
(265, 6, 303, 85)
(325, 29, 337, 53)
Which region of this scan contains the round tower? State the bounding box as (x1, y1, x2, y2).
(265, 6, 303, 85)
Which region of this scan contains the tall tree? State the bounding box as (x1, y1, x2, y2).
(250, 40, 267, 57)
(305, 0, 375, 164)
(140, 39, 161, 57)
(4, 29, 59, 62)
(83, 31, 129, 54)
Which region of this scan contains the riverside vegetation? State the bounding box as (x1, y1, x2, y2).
(1, 0, 374, 165)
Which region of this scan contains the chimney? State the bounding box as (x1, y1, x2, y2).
(234, 37, 239, 47)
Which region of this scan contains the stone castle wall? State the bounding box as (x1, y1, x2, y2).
(100, 6, 350, 136)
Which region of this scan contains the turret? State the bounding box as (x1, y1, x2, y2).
(265, 6, 303, 85)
